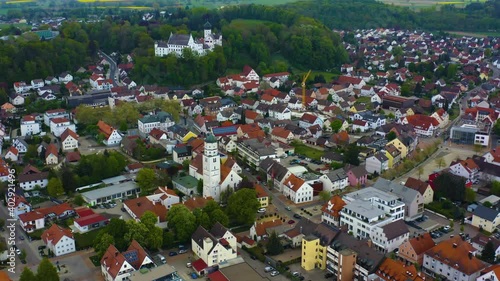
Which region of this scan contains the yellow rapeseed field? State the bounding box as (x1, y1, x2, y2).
(6, 0, 35, 3)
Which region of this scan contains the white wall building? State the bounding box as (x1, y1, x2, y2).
(50, 117, 76, 137)
(42, 224, 76, 256)
(202, 134, 222, 202)
(191, 223, 237, 267)
(137, 111, 175, 135)
(44, 109, 69, 126)
(20, 115, 41, 136)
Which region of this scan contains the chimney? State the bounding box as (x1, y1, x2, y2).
(452, 243, 457, 248)
(115, 251, 118, 257)
(468, 252, 473, 259)
(367, 239, 373, 248)
(137, 202, 141, 207)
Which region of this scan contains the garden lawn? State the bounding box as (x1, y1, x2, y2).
(74, 228, 101, 250)
(292, 143, 324, 160)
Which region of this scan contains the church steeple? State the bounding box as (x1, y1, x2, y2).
(202, 134, 221, 201)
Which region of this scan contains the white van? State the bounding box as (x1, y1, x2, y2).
(156, 254, 166, 264)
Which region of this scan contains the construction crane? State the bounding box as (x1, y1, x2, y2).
(302, 70, 312, 109)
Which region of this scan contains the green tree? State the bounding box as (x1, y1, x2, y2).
(465, 188, 476, 203)
(266, 231, 284, 255)
(493, 121, 500, 136)
(210, 209, 229, 227)
(140, 211, 158, 228)
(330, 119, 343, 133)
(197, 179, 203, 195)
(36, 258, 59, 281)
(319, 190, 331, 203)
(386, 131, 397, 141)
(434, 172, 466, 202)
(193, 208, 211, 229)
(227, 189, 260, 225)
(492, 181, 500, 196)
(343, 143, 360, 166)
(19, 267, 36, 281)
(136, 168, 157, 194)
(167, 204, 197, 243)
(124, 220, 149, 246)
(47, 178, 64, 198)
(435, 157, 445, 169)
(417, 166, 424, 180)
(94, 232, 115, 258)
(73, 194, 85, 206)
(162, 231, 175, 249)
(482, 241, 496, 263)
(104, 218, 129, 251)
(19, 249, 27, 261)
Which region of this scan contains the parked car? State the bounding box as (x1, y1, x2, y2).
(270, 271, 280, 277)
(288, 220, 295, 224)
(38, 245, 46, 250)
(186, 262, 192, 268)
(169, 251, 177, 256)
(292, 272, 300, 277)
(264, 266, 274, 272)
(293, 214, 302, 219)
(285, 206, 291, 211)
(250, 255, 256, 260)
(19, 236, 24, 240)
(258, 208, 266, 213)
(179, 249, 188, 254)
(16, 248, 21, 255)
(443, 226, 451, 233)
(121, 207, 126, 212)
(325, 272, 334, 278)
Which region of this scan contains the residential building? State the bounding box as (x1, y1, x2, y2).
(398, 233, 436, 265)
(101, 240, 155, 281)
(301, 223, 339, 271)
(97, 120, 122, 146)
(138, 111, 175, 135)
(45, 143, 59, 165)
(404, 177, 434, 205)
(471, 233, 500, 261)
(375, 259, 423, 281)
(385, 143, 402, 168)
(12, 138, 28, 154)
(371, 220, 409, 253)
(60, 128, 79, 151)
(10, 194, 31, 219)
(324, 168, 349, 191)
(50, 117, 76, 137)
(373, 178, 424, 221)
(154, 22, 222, 57)
(423, 236, 486, 281)
(326, 232, 385, 280)
(249, 219, 284, 242)
(124, 187, 178, 225)
(237, 138, 278, 168)
(44, 109, 69, 126)
(4, 147, 19, 162)
(283, 174, 314, 204)
(173, 145, 192, 163)
(299, 113, 323, 129)
(255, 184, 269, 208)
(387, 137, 409, 159)
(449, 158, 480, 184)
(19, 165, 49, 190)
(191, 223, 237, 267)
(321, 195, 346, 227)
(344, 164, 368, 187)
(19, 210, 45, 233)
(20, 115, 41, 136)
(270, 127, 294, 143)
(73, 207, 109, 233)
(340, 187, 405, 240)
(41, 224, 75, 256)
(478, 267, 500, 281)
(472, 204, 500, 233)
(365, 152, 389, 174)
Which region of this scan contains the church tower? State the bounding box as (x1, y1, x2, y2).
(203, 21, 213, 47)
(202, 133, 221, 201)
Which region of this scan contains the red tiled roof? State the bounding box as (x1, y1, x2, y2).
(254, 220, 283, 236)
(192, 258, 208, 272)
(42, 224, 73, 245)
(271, 127, 292, 139)
(66, 151, 81, 162)
(181, 196, 214, 211)
(97, 120, 114, 139)
(75, 207, 94, 217)
(19, 210, 44, 223)
(404, 177, 430, 195)
(7, 146, 18, 155)
(376, 259, 422, 281)
(300, 113, 318, 124)
(60, 128, 78, 142)
(284, 174, 305, 192)
(408, 233, 435, 255)
(241, 65, 254, 77)
(74, 213, 108, 227)
(45, 143, 58, 158)
(124, 197, 167, 222)
(337, 75, 363, 85)
(38, 202, 73, 217)
(22, 115, 36, 122)
(255, 184, 268, 198)
(245, 110, 260, 120)
(207, 271, 229, 281)
(50, 117, 69, 124)
(101, 244, 127, 280)
(321, 195, 346, 219)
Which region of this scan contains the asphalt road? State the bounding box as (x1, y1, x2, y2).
(99, 50, 118, 86)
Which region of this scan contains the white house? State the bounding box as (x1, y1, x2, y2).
(365, 152, 389, 174)
(449, 158, 480, 184)
(19, 210, 45, 233)
(58, 72, 73, 83)
(11, 194, 31, 219)
(137, 111, 175, 135)
(282, 174, 314, 204)
(371, 220, 409, 253)
(20, 115, 41, 136)
(299, 113, 323, 129)
(45, 144, 59, 165)
(13, 81, 31, 93)
(60, 128, 79, 151)
(19, 165, 49, 191)
(101, 241, 155, 281)
(12, 138, 28, 154)
(9, 94, 25, 106)
(324, 168, 349, 191)
(31, 79, 44, 89)
(50, 117, 76, 137)
(268, 104, 292, 120)
(97, 120, 122, 146)
(352, 120, 369, 132)
(41, 224, 75, 256)
(4, 146, 19, 162)
(44, 109, 69, 126)
(191, 223, 237, 267)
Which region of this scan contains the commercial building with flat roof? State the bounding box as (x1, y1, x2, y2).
(81, 181, 140, 206)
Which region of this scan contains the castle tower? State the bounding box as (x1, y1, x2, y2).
(202, 133, 221, 201)
(203, 21, 212, 40)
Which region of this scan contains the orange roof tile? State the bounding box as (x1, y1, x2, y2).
(408, 233, 435, 255)
(425, 236, 485, 275)
(42, 224, 73, 245)
(283, 174, 305, 192)
(245, 110, 260, 120)
(181, 196, 214, 211)
(101, 244, 127, 280)
(124, 197, 168, 222)
(255, 184, 268, 198)
(97, 120, 114, 138)
(271, 127, 292, 139)
(220, 164, 232, 184)
(321, 195, 346, 219)
(376, 259, 422, 281)
(254, 220, 283, 236)
(45, 143, 58, 158)
(60, 128, 78, 142)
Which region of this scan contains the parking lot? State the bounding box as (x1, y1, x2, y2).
(92, 201, 132, 220)
(282, 155, 326, 172)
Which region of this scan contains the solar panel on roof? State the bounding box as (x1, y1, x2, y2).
(124, 250, 139, 263)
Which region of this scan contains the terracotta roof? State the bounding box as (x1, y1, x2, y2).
(19, 210, 44, 223)
(60, 128, 78, 142)
(101, 244, 127, 280)
(245, 110, 260, 120)
(127, 162, 144, 170)
(124, 197, 168, 222)
(425, 236, 485, 276)
(0, 271, 12, 281)
(300, 113, 318, 124)
(192, 258, 208, 272)
(255, 184, 268, 198)
(254, 220, 283, 236)
(271, 127, 292, 139)
(66, 151, 81, 162)
(7, 146, 18, 155)
(13, 194, 29, 208)
(283, 174, 305, 192)
(74, 213, 108, 227)
(376, 259, 422, 281)
(261, 94, 275, 102)
(404, 177, 430, 195)
(124, 240, 150, 270)
(220, 164, 232, 184)
(190, 154, 203, 175)
(50, 117, 69, 124)
(38, 202, 73, 217)
(45, 143, 58, 158)
(182, 196, 214, 211)
(149, 128, 167, 140)
(22, 115, 36, 122)
(42, 224, 73, 245)
(75, 207, 95, 217)
(321, 195, 346, 219)
(97, 120, 114, 139)
(337, 75, 363, 85)
(241, 65, 255, 77)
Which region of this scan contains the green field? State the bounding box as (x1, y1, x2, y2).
(292, 142, 324, 160)
(378, 0, 487, 9)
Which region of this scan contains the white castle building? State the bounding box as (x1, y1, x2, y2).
(154, 21, 222, 57)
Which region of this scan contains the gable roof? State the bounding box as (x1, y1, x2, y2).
(376, 259, 421, 281)
(124, 197, 168, 222)
(45, 143, 58, 158)
(373, 178, 419, 205)
(97, 120, 115, 139)
(60, 128, 79, 142)
(283, 174, 305, 192)
(123, 240, 151, 270)
(408, 233, 435, 255)
(321, 195, 346, 219)
(101, 244, 128, 280)
(404, 177, 430, 195)
(381, 220, 409, 240)
(42, 224, 73, 245)
(473, 204, 500, 221)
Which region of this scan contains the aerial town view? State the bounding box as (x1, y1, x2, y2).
(0, 0, 500, 281)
